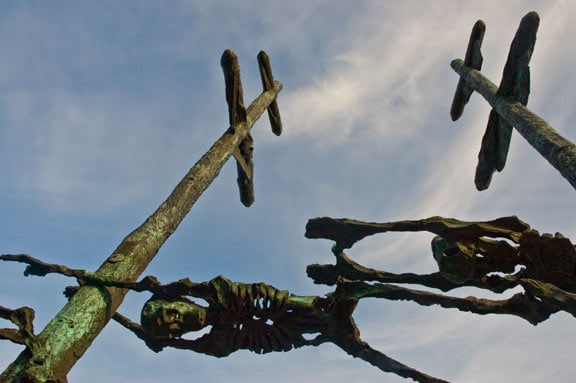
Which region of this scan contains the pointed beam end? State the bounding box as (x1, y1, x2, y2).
(221, 49, 240, 72)
(234, 134, 254, 207)
(450, 80, 467, 121)
(237, 177, 255, 207)
(474, 168, 492, 191)
(522, 11, 540, 26)
(236, 162, 255, 207)
(470, 20, 487, 49)
(221, 49, 247, 133)
(257, 50, 269, 63)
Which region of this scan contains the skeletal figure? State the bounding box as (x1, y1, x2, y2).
(306, 215, 576, 325)
(3, 214, 575, 383)
(107, 275, 449, 383)
(133, 276, 327, 356)
(0, 253, 449, 382)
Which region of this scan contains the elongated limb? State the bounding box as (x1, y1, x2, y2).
(0, 254, 212, 297)
(333, 281, 555, 325)
(111, 312, 166, 352)
(334, 337, 450, 383)
(307, 246, 518, 293)
(111, 311, 225, 355)
(0, 305, 35, 346)
(322, 295, 450, 383)
(305, 216, 528, 251)
(0, 253, 157, 290)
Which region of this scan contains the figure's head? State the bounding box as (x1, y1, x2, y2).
(431, 236, 477, 285)
(141, 296, 208, 339)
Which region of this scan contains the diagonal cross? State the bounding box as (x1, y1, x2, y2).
(1, 49, 284, 382)
(448, 12, 576, 191)
(451, 12, 576, 191)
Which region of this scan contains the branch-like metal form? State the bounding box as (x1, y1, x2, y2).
(305, 215, 528, 251)
(1, 255, 450, 383)
(330, 334, 450, 383)
(334, 280, 556, 326)
(305, 215, 576, 326)
(0, 305, 35, 348)
(1, 50, 283, 383)
(0, 254, 162, 293)
(306, 246, 519, 293)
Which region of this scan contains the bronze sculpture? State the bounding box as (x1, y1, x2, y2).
(3, 212, 576, 383)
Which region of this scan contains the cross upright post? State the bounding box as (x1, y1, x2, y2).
(258, 51, 283, 136)
(1, 49, 283, 383)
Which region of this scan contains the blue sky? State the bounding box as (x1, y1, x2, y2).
(1, 1, 576, 382)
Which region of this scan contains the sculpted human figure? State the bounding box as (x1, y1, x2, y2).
(0, 253, 451, 381)
(136, 275, 330, 356)
(109, 275, 448, 383)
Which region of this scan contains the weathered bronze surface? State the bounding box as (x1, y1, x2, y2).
(306, 215, 576, 324)
(451, 12, 576, 191)
(0, 50, 283, 383)
(3, 11, 576, 383)
(0, 254, 449, 383)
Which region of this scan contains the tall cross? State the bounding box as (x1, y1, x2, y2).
(450, 12, 576, 191)
(1, 50, 283, 382)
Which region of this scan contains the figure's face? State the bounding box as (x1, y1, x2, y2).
(431, 236, 477, 285)
(141, 298, 208, 338)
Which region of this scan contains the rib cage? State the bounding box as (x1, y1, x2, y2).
(224, 282, 310, 354)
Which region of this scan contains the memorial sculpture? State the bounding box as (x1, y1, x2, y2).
(2, 11, 576, 383)
(3, 212, 576, 382)
(0, 254, 450, 383)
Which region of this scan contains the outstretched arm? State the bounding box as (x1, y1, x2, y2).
(1, 253, 162, 292)
(305, 216, 528, 251)
(0, 253, 218, 300)
(332, 280, 555, 325)
(334, 336, 450, 383)
(111, 312, 165, 353)
(112, 311, 236, 356)
(307, 246, 518, 293)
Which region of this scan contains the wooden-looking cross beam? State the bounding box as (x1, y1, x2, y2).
(450, 12, 576, 191)
(450, 20, 485, 122)
(258, 51, 283, 136)
(221, 50, 283, 206)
